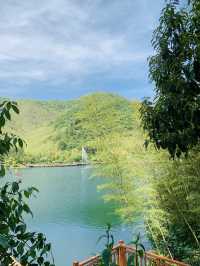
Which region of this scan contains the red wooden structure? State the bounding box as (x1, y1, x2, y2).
(73, 240, 189, 266)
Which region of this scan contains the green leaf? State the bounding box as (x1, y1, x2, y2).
(23, 203, 33, 216)
(0, 116, 5, 127)
(30, 249, 36, 258)
(15, 224, 26, 234)
(4, 110, 11, 120)
(24, 190, 30, 198)
(138, 243, 145, 252)
(127, 254, 135, 266)
(0, 234, 9, 248)
(18, 138, 24, 148)
(37, 256, 44, 264)
(11, 104, 20, 114)
(0, 165, 5, 177)
(6, 102, 11, 110)
(102, 248, 111, 266)
(0, 224, 9, 234)
(12, 182, 19, 193)
(138, 249, 144, 258)
(17, 242, 24, 255)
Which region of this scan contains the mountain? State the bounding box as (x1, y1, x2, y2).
(6, 93, 139, 164)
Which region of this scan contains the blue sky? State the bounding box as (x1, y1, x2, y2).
(0, 0, 165, 100)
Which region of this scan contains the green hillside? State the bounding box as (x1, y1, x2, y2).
(6, 93, 139, 164)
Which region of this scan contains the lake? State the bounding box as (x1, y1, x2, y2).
(6, 166, 149, 266)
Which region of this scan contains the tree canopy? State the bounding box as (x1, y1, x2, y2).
(140, 0, 200, 157)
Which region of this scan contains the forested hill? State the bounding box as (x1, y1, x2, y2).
(6, 93, 140, 164)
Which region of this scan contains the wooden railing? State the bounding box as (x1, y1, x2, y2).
(73, 240, 189, 266)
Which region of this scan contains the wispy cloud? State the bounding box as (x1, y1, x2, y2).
(0, 0, 164, 99)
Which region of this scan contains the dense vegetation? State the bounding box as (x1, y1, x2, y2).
(140, 1, 200, 264)
(54, 93, 134, 150)
(5, 93, 135, 165)
(141, 0, 200, 158)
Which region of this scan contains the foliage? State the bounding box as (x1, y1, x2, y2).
(5, 93, 136, 164)
(146, 150, 200, 265)
(128, 234, 145, 266)
(140, 0, 200, 158)
(96, 223, 117, 266)
(53, 93, 134, 152)
(0, 181, 55, 266)
(94, 105, 163, 224)
(94, 101, 200, 264)
(0, 100, 24, 175)
(0, 100, 55, 265)
(137, 0, 200, 264)
(4, 98, 71, 165)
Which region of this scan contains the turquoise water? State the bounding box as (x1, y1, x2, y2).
(6, 166, 148, 266)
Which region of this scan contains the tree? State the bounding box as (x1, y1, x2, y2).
(140, 0, 200, 158)
(0, 100, 55, 266)
(139, 0, 200, 264)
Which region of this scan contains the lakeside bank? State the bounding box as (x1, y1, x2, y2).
(14, 162, 90, 168)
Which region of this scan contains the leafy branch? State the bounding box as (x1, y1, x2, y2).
(0, 100, 55, 266)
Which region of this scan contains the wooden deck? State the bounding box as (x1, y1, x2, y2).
(73, 240, 189, 266)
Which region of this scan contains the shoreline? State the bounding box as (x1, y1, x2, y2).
(16, 162, 90, 169)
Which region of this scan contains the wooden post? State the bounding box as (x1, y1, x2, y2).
(73, 261, 79, 266)
(118, 240, 126, 266)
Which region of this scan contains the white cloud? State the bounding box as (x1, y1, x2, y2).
(0, 0, 164, 98)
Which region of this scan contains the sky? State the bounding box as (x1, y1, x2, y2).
(0, 0, 165, 100)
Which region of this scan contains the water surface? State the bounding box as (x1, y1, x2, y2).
(6, 166, 148, 266)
